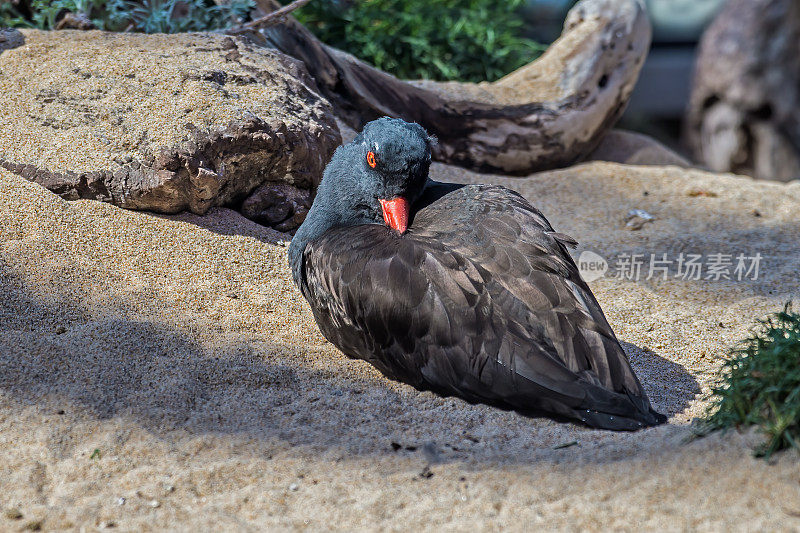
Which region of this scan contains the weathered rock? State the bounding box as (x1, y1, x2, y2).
(686, 0, 800, 182)
(0, 30, 340, 230)
(240, 181, 311, 232)
(0, 28, 25, 54)
(249, 0, 651, 175)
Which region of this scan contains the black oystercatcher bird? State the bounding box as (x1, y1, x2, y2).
(289, 117, 666, 430)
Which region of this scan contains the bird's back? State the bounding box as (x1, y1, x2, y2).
(301, 183, 666, 430)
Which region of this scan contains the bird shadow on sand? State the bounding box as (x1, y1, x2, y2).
(0, 264, 701, 469)
(620, 341, 701, 418)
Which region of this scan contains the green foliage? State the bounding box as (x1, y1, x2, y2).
(125, 0, 253, 33)
(1, 2, 33, 28)
(293, 0, 545, 82)
(28, 0, 122, 30)
(700, 304, 800, 458)
(1, 0, 253, 32)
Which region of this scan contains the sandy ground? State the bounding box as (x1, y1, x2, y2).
(1, 161, 800, 531)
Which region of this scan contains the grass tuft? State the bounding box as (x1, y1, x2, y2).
(700, 304, 800, 458)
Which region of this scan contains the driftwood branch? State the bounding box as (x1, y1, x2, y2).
(229, 0, 312, 34)
(239, 0, 651, 175)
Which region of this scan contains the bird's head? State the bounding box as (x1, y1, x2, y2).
(318, 117, 434, 234)
(288, 117, 435, 290)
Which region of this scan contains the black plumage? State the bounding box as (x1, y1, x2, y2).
(289, 117, 666, 430)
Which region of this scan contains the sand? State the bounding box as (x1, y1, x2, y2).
(1, 160, 800, 531)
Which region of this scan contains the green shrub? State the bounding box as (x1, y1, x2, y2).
(27, 0, 127, 30)
(292, 0, 545, 82)
(124, 0, 253, 33)
(701, 305, 800, 458)
(1, 0, 253, 33)
(1, 2, 33, 27)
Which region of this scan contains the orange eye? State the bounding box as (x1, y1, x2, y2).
(366, 150, 377, 168)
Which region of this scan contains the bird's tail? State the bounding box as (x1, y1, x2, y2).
(580, 405, 666, 431)
(570, 384, 667, 431)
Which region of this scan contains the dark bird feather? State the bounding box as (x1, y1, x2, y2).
(289, 117, 666, 430)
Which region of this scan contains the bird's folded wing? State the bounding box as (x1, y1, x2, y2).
(303, 184, 648, 411)
(413, 185, 647, 397)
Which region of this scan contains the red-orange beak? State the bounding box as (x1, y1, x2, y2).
(378, 197, 409, 234)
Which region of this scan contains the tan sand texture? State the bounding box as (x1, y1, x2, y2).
(1, 160, 800, 531)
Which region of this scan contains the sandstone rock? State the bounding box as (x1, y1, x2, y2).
(686, 0, 800, 182)
(0, 30, 341, 230)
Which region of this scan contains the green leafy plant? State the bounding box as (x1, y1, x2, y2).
(1, 1, 34, 27)
(29, 0, 114, 29)
(126, 0, 253, 33)
(292, 0, 545, 82)
(700, 304, 800, 458)
(2, 0, 253, 32)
